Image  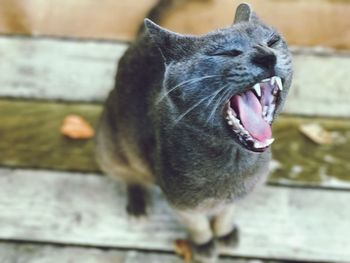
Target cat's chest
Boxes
[172,150,270,204]
[158,127,271,208]
[191,157,270,211]
[206,157,268,192]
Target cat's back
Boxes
[114,32,164,107]
[95,32,163,185]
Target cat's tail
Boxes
[137,0,186,34]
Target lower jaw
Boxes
[223,76,284,152]
[224,103,275,153]
[227,131,270,153]
[239,139,270,153]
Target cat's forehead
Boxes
[230,23,272,39]
[206,22,275,47]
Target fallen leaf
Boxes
[61,115,95,139]
[174,239,193,263]
[299,123,332,145]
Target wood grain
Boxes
[0,0,349,49]
[0,168,349,262]
[0,37,349,117]
[0,243,275,263]
[0,99,349,187]
[0,100,101,172]
[0,37,126,102]
[270,116,350,187]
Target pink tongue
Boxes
[232,91,272,142]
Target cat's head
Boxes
[145,3,293,152]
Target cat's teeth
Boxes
[227,107,236,119]
[259,76,282,91]
[226,106,275,149]
[273,88,279,95]
[232,117,240,125]
[275,76,283,91]
[225,95,277,150]
[262,106,268,117]
[254,138,275,149]
[253,83,261,97]
[226,106,248,135]
[266,104,276,124]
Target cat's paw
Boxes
[126,199,147,217]
[191,239,218,263]
[126,184,147,217]
[217,226,239,248]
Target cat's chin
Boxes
[224,76,283,153]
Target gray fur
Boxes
[95,0,293,218]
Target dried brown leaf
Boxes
[299,123,332,145]
[60,115,95,139]
[174,239,192,263]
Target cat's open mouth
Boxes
[224,76,283,152]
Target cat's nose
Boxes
[251,45,276,72]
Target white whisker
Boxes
[156,75,222,104]
[173,90,222,125]
[205,84,230,107]
[206,87,232,124]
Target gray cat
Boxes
[95,1,293,262]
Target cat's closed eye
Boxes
[267,34,281,47]
[213,49,243,57]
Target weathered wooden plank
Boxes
[0,37,349,117]
[0,0,349,49]
[0,100,101,172]
[0,243,273,263]
[270,116,350,187]
[285,53,350,117]
[0,99,349,188]
[0,243,128,263]
[0,168,349,262]
[0,37,126,102]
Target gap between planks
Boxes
[0,242,280,263]
[0,168,349,262]
[0,36,349,117]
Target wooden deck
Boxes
[0,37,349,117]
[0,2,350,261]
[1,168,350,262]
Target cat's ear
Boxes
[144,19,195,64]
[233,3,260,24]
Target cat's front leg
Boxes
[212,203,239,248]
[126,184,148,217]
[174,209,217,263]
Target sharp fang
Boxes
[270,76,275,85]
[275,76,283,91]
[253,83,261,97]
[254,138,275,149]
[265,138,275,146]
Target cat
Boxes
[95,1,293,262]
